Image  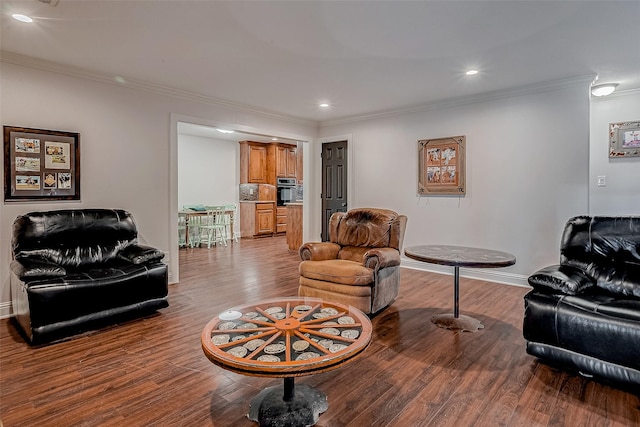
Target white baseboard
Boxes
[0,301,12,319]
[401,258,530,288]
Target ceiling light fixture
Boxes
[216,129,234,134]
[12,14,33,23]
[319,103,330,108]
[591,83,618,97]
[465,69,479,76]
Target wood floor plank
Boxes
[1,235,638,427]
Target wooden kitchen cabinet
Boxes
[296,144,303,184]
[240,141,275,184]
[258,184,276,202]
[240,202,275,238]
[286,203,303,251]
[276,144,297,179]
[276,206,287,234]
[255,202,275,235]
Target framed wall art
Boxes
[4,126,80,201]
[609,120,640,158]
[418,135,465,196]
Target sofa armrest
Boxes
[118,244,165,265]
[528,264,595,295]
[10,259,66,280]
[363,248,401,271]
[299,242,341,261]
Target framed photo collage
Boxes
[4,126,80,202]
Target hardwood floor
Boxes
[1,235,638,426]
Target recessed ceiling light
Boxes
[12,14,33,23]
[465,69,479,76]
[591,83,618,97]
[271,137,278,141]
[216,129,234,134]
[319,103,330,108]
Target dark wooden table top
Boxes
[201,297,372,378]
[404,244,516,268]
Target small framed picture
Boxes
[609,121,640,158]
[418,135,466,196]
[4,126,80,201]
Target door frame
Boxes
[170,113,314,283]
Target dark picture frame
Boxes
[609,120,640,158]
[418,135,466,196]
[4,126,80,201]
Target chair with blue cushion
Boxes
[178,212,188,248]
[224,204,239,242]
[200,206,228,248]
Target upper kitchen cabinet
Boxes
[276,144,297,179]
[296,143,303,184]
[240,141,275,184]
[240,140,302,184]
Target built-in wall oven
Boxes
[276,177,297,206]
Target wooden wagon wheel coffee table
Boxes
[405,245,516,332]
[201,297,372,427]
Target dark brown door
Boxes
[321,140,348,241]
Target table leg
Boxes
[283,377,294,401]
[430,265,484,332]
[247,378,328,427]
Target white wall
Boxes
[177,134,238,209]
[0,58,316,317]
[589,90,640,215]
[318,82,592,284]
[3,54,635,317]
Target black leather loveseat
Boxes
[10,209,169,345]
[523,216,640,390]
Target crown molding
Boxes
[320,74,597,128]
[0,50,316,127]
[5,50,619,128]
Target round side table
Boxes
[405,245,516,331]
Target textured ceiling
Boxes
[2,1,639,123]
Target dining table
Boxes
[179,207,236,247]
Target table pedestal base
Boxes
[431,313,484,332]
[248,379,328,427]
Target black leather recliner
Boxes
[10,209,169,345]
[523,216,640,390]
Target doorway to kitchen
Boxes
[170,114,312,284]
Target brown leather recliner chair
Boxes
[298,208,407,315]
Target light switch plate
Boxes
[597,176,606,187]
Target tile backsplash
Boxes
[239,184,259,201]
